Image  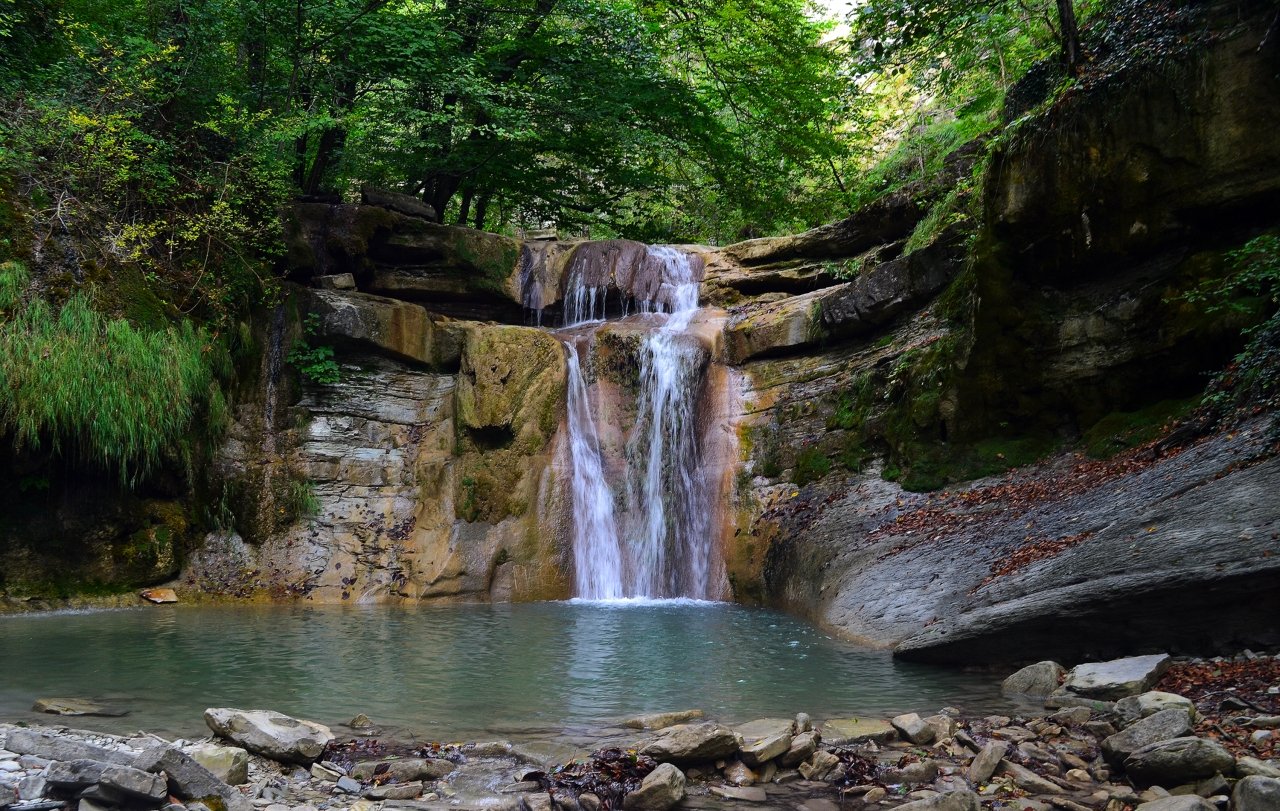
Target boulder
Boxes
[1238,758,1280,779]
[1102,709,1195,766]
[363,782,424,801]
[735,719,794,767]
[779,731,819,768]
[204,708,334,765]
[885,759,940,784]
[133,746,253,811]
[621,710,704,730]
[997,761,1065,794]
[1232,775,1280,811]
[46,760,110,790]
[799,751,840,781]
[185,743,250,786]
[821,718,896,745]
[31,698,125,717]
[1062,655,1171,700]
[1135,797,1217,811]
[1002,662,1065,696]
[1116,693,1199,727]
[351,758,455,781]
[891,713,937,745]
[1124,738,1236,785]
[640,723,740,765]
[622,763,685,811]
[889,790,981,811]
[967,741,1008,785]
[99,764,168,802]
[723,760,757,786]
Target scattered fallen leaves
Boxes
[533,747,657,810]
[1157,658,1280,760]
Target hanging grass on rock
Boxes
[0,294,225,481]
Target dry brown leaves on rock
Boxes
[1157,658,1280,760]
[532,747,657,810]
[831,748,884,789]
[320,738,466,772]
[974,532,1095,591]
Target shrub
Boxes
[0,294,224,481]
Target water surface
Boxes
[0,602,1007,740]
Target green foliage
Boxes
[1082,398,1196,458]
[1190,234,1280,429]
[791,445,831,486]
[0,259,29,310]
[286,477,320,519]
[287,314,341,385]
[0,294,224,481]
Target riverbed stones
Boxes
[779,731,819,768]
[891,713,937,745]
[1102,709,1194,765]
[640,723,739,765]
[186,742,250,785]
[204,708,334,764]
[1003,662,1066,697]
[6,730,135,767]
[1124,738,1236,785]
[891,789,980,811]
[46,759,110,790]
[622,763,684,811]
[1117,693,1199,727]
[967,741,1008,785]
[133,745,253,811]
[710,785,768,802]
[799,751,840,781]
[1061,655,1171,700]
[1232,775,1280,811]
[364,781,424,801]
[735,719,794,767]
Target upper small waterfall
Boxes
[552,243,727,600]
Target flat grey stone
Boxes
[1102,709,1194,766]
[1063,655,1172,700]
[709,785,767,802]
[1124,738,1236,786]
[100,764,168,801]
[967,742,1007,785]
[622,763,684,811]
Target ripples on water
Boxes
[0,602,1007,739]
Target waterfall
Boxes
[564,339,625,600]
[556,245,724,601]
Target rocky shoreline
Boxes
[3,653,1279,811]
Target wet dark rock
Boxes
[891,789,981,811]
[621,763,684,811]
[1124,738,1237,785]
[1102,709,1194,766]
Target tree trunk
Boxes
[1056,0,1082,75]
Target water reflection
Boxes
[0,603,1008,740]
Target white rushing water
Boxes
[558,245,720,600]
[564,340,625,600]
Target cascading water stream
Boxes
[564,340,625,600]
[554,245,723,601]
